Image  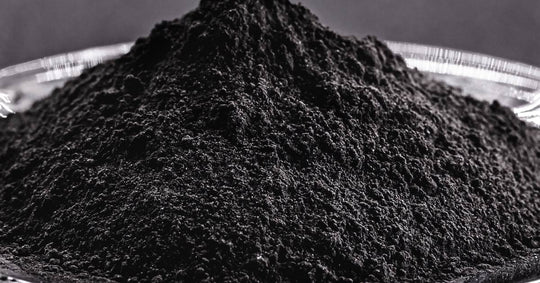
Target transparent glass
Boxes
[386,41,540,127]
[0,41,539,127]
[0,42,539,283]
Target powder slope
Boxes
[1,0,540,282]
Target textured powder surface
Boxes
[1,0,540,282]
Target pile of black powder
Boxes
[0,0,539,282]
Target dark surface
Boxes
[1,0,540,282]
[1,0,540,68]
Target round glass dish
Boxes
[0,42,539,283]
[0,41,539,127]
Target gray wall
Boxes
[1,0,539,68]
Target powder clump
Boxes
[1,0,539,282]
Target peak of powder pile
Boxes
[0,0,539,282]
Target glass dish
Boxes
[0,42,539,283]
[386,41,540,126]
[0,43,131,116]
[0,41,539,126]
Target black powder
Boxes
[1,0,540,282]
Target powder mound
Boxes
[1,0,540,282]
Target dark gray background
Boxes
[1,0,539,68]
